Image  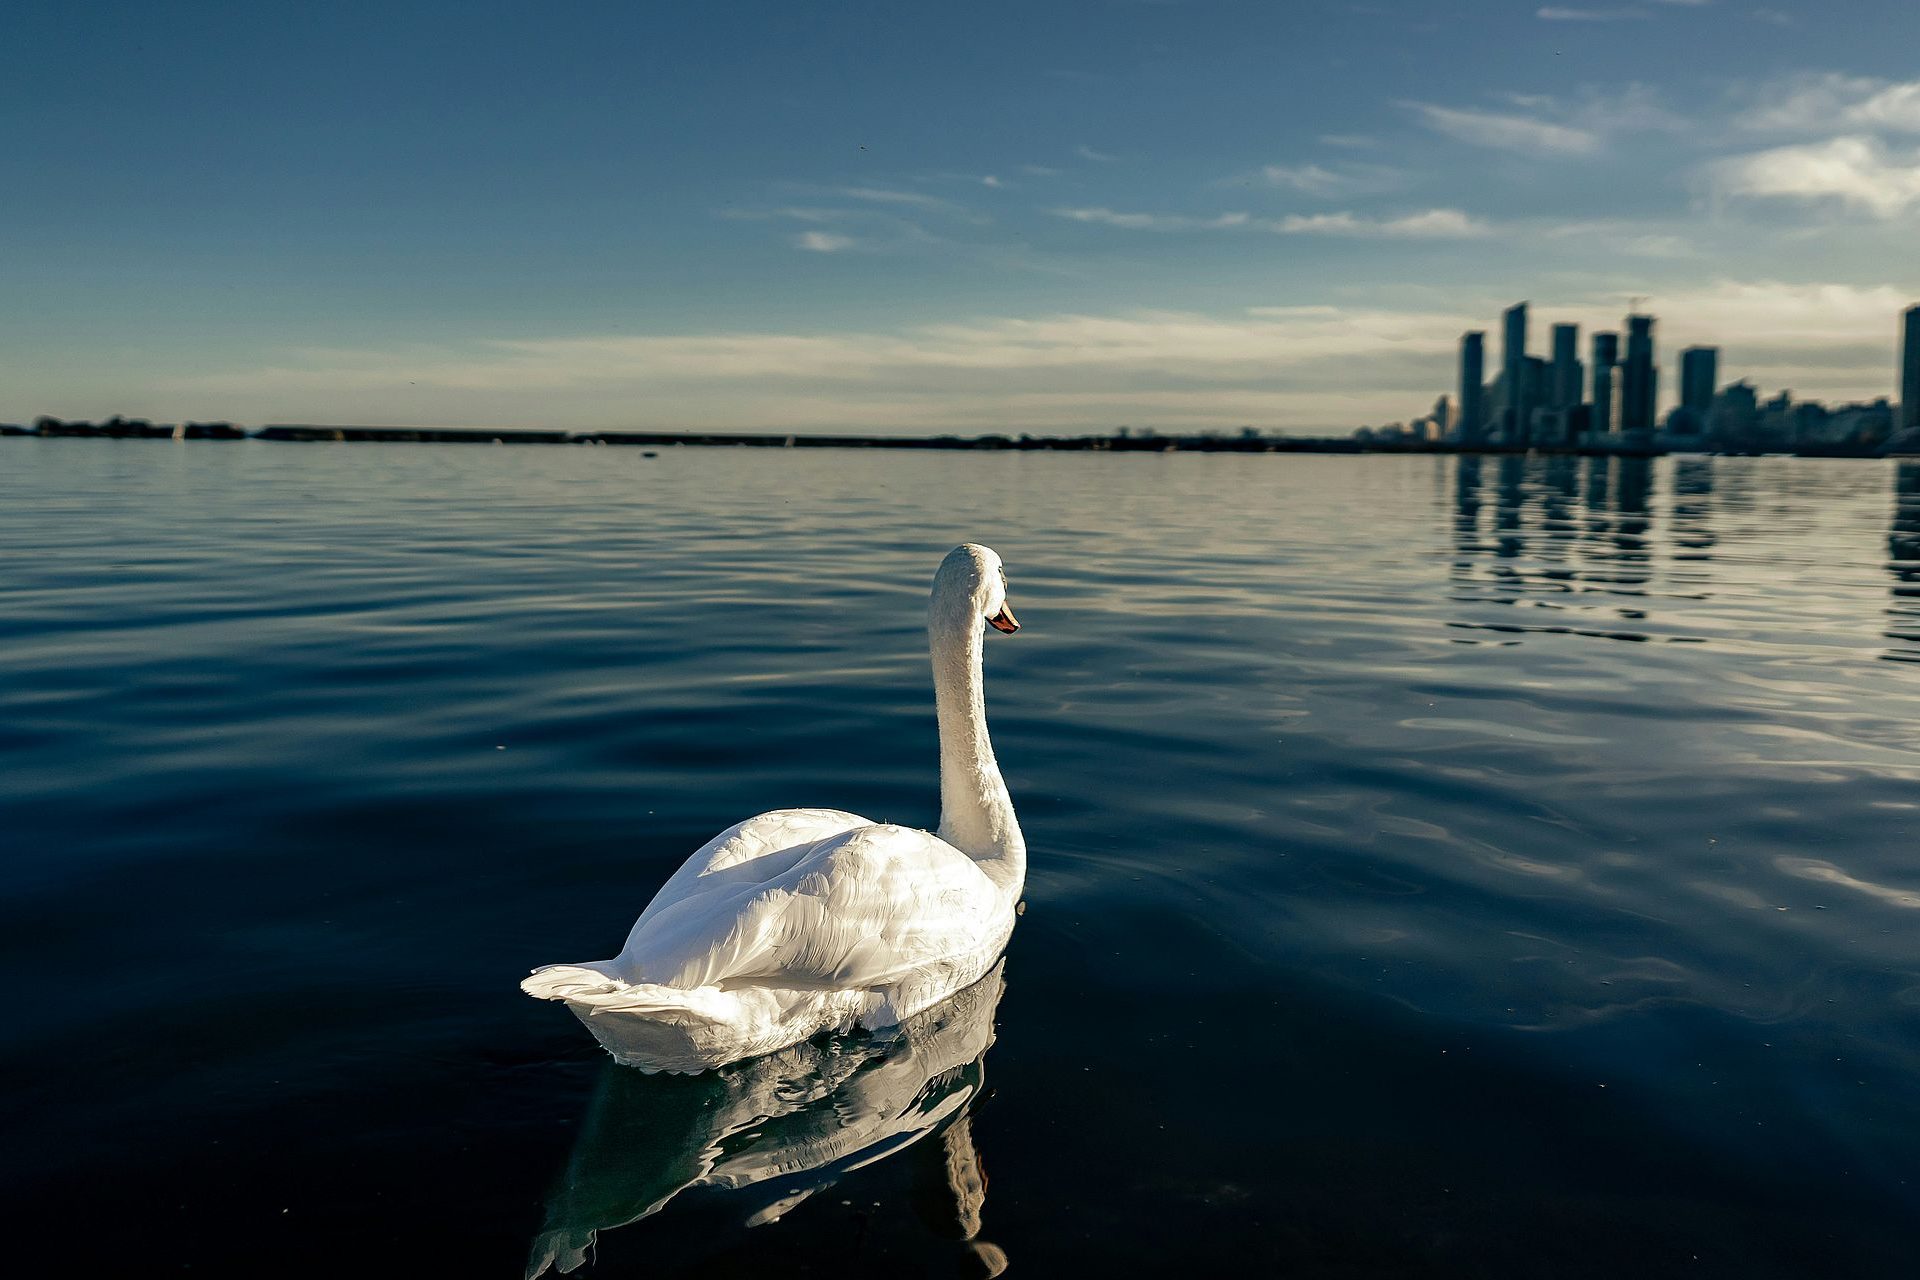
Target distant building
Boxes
[1502,302,1529,443]
[1759,391,1797,444]
[1621,314,1657,436]
[1708,380,1759,445]
[1662,405,1705,441]
[1550,323,1581,410]
[1902,305,1920,432]
[1487,356,1550,444]
[1458,331,1486,443]
[1819,399,1895,447]
[1756,392,1832,446]
[1534,405,1579,448]
[1590,331,1619,438]
[1680,346,1719,417]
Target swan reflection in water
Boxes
[528,961,1009,1278]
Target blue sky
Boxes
[5,0,1919,433]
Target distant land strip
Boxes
[5,417,1912,458]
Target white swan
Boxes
[522,543,1025,1073]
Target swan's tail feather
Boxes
[519,964,625,1003]
[521,964,880,1074]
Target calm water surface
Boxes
[3,441,1918,1276]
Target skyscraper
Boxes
[1902,304,1920,432]
[1458,331,1485,443]
[1591,332,1619,437]
[1502,302,1529,443]
[1681,346,1719,416]
[1551,323,1581,409]
[1621,314,1657,435]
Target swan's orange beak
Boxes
[987,604,1020,634]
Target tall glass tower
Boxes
[1621,315,1657,435]
[1502,302,1529,443]
[1902,305,1920,433]
[1591,332,1619,437]
[1458,331,1486,443]
[1681,347,1719,416]
[1551,323,1581,409]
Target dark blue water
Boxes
[4,440,1918,1276]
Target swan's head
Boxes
[934,543,1020,634]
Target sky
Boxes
[4,0,1920,434]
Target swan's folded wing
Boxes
[627,824,1005,991]
[637,808,872,929]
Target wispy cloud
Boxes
[1076,144,1117,163]
[1268,208,1490,238]
[1318,134,1379,149]
[1537,7,1650,21]
[724,198,990,261]
[724,180,1007,256]
[1401,101,1601,154]
[795,231,857,253]
[1052,204,1489,238]
[833,186,965,212]
[1715,135,1920,217]
[1737,72,1920,135]
[1051,207,1251,231]
[917,171,1012,190]
[1540,0,1707,14]
[1240,161,1405,197]
[1540,220,1696,257]
[1403,84,1681,154]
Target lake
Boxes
[3,440,1917,1276]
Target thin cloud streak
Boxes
[1051,207,1253,231]
[1268,208,1489,237]
[1239,161,1406,196]
[1401,101,1602,154]
[1051,206,1488,237]
[1537,7,1651,21]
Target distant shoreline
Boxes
[3,418,1909,459]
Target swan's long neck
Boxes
[930,592,1025,898]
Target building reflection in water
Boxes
[1583,453,1611,529]
[526,963,1008,1278]
[1664,457,1718,600]
[1447,454,1682,643]
[1495,454,1527,560]
[1888,462,1920,662]
[1450,456,1486,599]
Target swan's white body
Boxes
[523,544,1025,1073]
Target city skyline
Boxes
[5,1,1920,433]
[1383,298,1916,448]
